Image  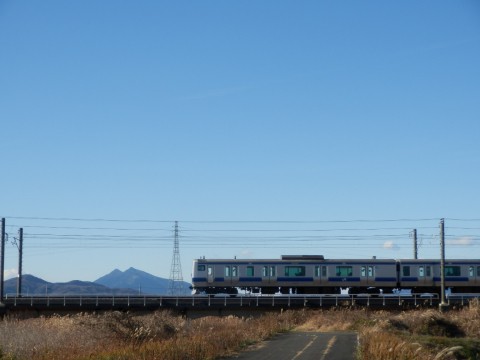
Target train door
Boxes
[314,265,328,292]
[314,265,327,282]
[418,264,433,288]
[207,265,214,284]
[360,265,375,286]
[224,265,239,286]
[261,265,277,294]
[314,266,320,285]
[262,265,277,284]
[477,266,480,288]
[468,266,478,289]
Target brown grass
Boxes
[1,301,480,359]
[0,310,307,360]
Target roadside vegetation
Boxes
[300,299,480,359]
[0,300,479,359]
[0,310,307,360]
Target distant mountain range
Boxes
[3,268,191,296]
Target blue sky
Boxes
[1,1,479,284]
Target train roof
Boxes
[194,257,397,262]
[397,259,480,262]
[194,257,479,262]
[281,255,324,260]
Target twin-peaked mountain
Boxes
[95,267,191,295]
[3,267,191,296]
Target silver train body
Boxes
[191,255,480,295]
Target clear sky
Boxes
[1,1,479,284]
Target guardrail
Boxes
[447,294,480,306]
[2,293,466,311]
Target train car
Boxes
[192,255,397,295]
[191,256,480,295]
[192,257,286,295]
[324,258,398,294]
[398,259,480,293]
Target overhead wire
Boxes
[3,216,480,252]
[6,216,444,223]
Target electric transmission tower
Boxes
[168,221,185,295]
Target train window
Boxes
[232,266,238,277]
[262,266,268,277]
[368,266,374,277]
[270,266,276,277]
[403,266,410,277]
[361,266,366,277]
[478,266,480,277]
[207,266,213,276]
[469,266,474,277]
[285,266,306,277]
[445,266,461,276]
[246,266,254,276]
[426,266,431,277]
[225,266,231,277]
[419,266,425,277]
[197,265,206,271]
[322,266,327,277]
[315,266,320,277]
[336,266,352,277]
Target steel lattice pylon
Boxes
[168,221,185,295]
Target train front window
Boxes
[197,265,206,271]
[336,266,352,277]
[284,266,306,277]
[445,266,461,276]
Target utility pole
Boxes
[439,218,448,311]
[0,218,5,303]
[412,229,418,259]
[17,228,23,297]
[168,221,184,295]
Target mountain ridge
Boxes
[3,268,191,296]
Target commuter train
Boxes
[191,255,480,295]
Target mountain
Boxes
[2,268,191,296]
[95,267,191,295]
[4,275,138,296]
[4,275,48,296]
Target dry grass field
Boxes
[1,300,480,359]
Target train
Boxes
[191,255,480,295]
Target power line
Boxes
[10,225,172,231]
[6,216,445,223]
[6,216,174,223]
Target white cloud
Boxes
[447,237,473,246]
[383,241,400,251]
[4,268,18,280]
[238,249,254,258]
